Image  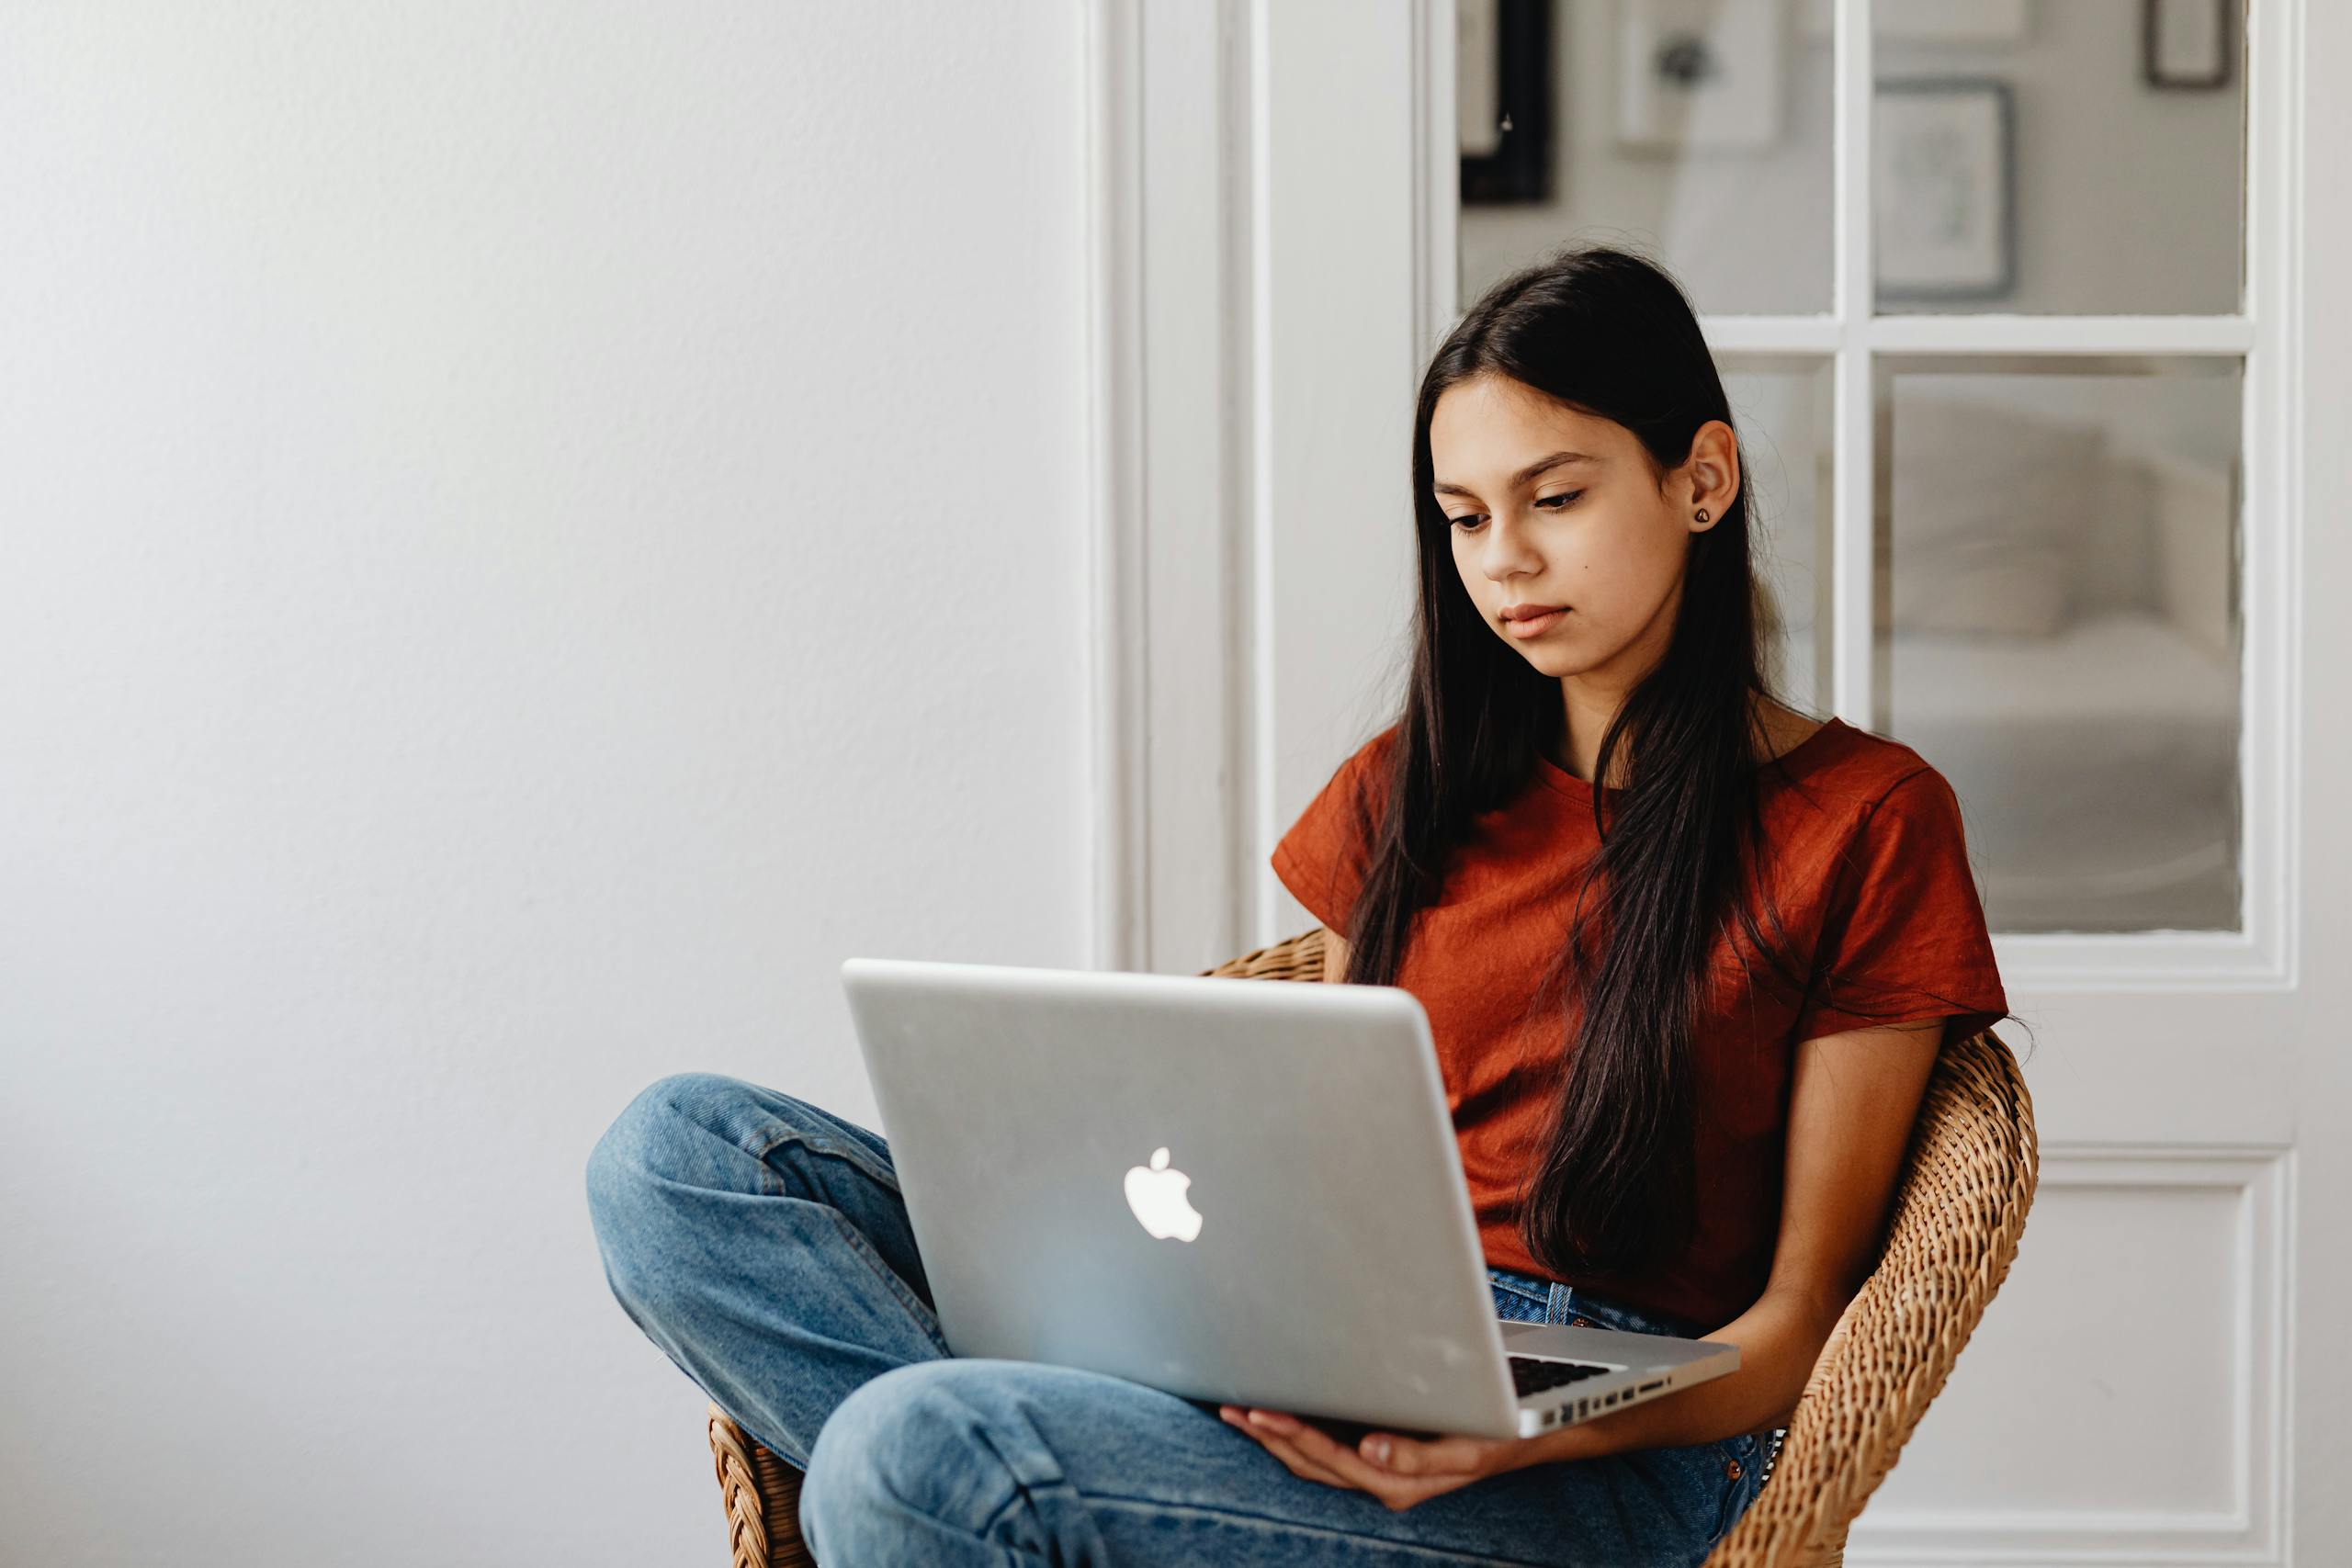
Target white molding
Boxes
[1221,0,1266,964]
[1990,931,2289,993]
[1410,0,1457,358]
[1246,0,1279,945]
[1084,0,1270,975]
[2248,5,2307,1551]
[1829,0,1876,757]
[1243,0,1428,949]
[1081,0,1149,972]
[1849,1144,2290,1567]
[2238,0,2305,1003]
[1699,314,2260,356]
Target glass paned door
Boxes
[1453,0,2252,937]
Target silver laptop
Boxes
[838,955,1737,1440]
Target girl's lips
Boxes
[1503,608,1566,639]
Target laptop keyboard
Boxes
[1508,1355,1613,1396]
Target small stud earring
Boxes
[1695,508,1710,524]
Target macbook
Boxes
[839,955,1736,1440]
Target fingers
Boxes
[1371,1432,1496,1477]
[1264,1413,1402,1489]
[1224,1407,1419,1496]
[1219,1407,1355,1488]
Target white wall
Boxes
[0,5,1088,1562]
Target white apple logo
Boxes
[1123,1146,1204,1241]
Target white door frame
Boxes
[1080,0,1456,976]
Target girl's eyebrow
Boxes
[1432,450,1598,498]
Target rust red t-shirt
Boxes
[1269,716,2007,1330]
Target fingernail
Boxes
[1369,1438,1392,1463]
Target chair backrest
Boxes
[1704,1023,2037,1567]
[1196,925,1330,984]
[1203,926,2041,1568]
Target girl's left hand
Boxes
[1216,1404,1544,1511]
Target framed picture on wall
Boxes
[1459,0,1552,204]
[1614,0,1781,153]
[1873,78,2017,302]
[2143,0,2232,89]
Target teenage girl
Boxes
[586,243,2016,1567]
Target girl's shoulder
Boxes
[1768,716,1962,826]
[1338,713,1959,823]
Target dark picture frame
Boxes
[1459,0,1552,205]
[1874,77,2018,304]
[2143,0,2233,91]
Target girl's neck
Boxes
[1551,697,1820,784]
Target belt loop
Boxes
[1555,1284,1597,1330]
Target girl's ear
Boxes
[1684,419,1741,518]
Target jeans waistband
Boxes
[1484,1264,1712,1340]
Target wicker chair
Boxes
[705,926,2038,1568]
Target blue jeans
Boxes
[585,1071,1771,1566]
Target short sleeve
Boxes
[1792,765,2009,1046]
[1269,725,1398,939]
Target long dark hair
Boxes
[1337,243,2018,1285]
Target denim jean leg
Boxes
[582,1070,951,1468]
[800,1359,1117,1567]
[800,1353,1734,1568]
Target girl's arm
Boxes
[1515,1013,1949,1465]
[1321,928,1351,982]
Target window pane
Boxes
[1872,1,2245,314]
[1876,356,2243,932]
[1457,0,1832,314]
[1720,356,1836,712]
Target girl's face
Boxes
[1429,372,1737,692]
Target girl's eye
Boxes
[1447,491,1582,532]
